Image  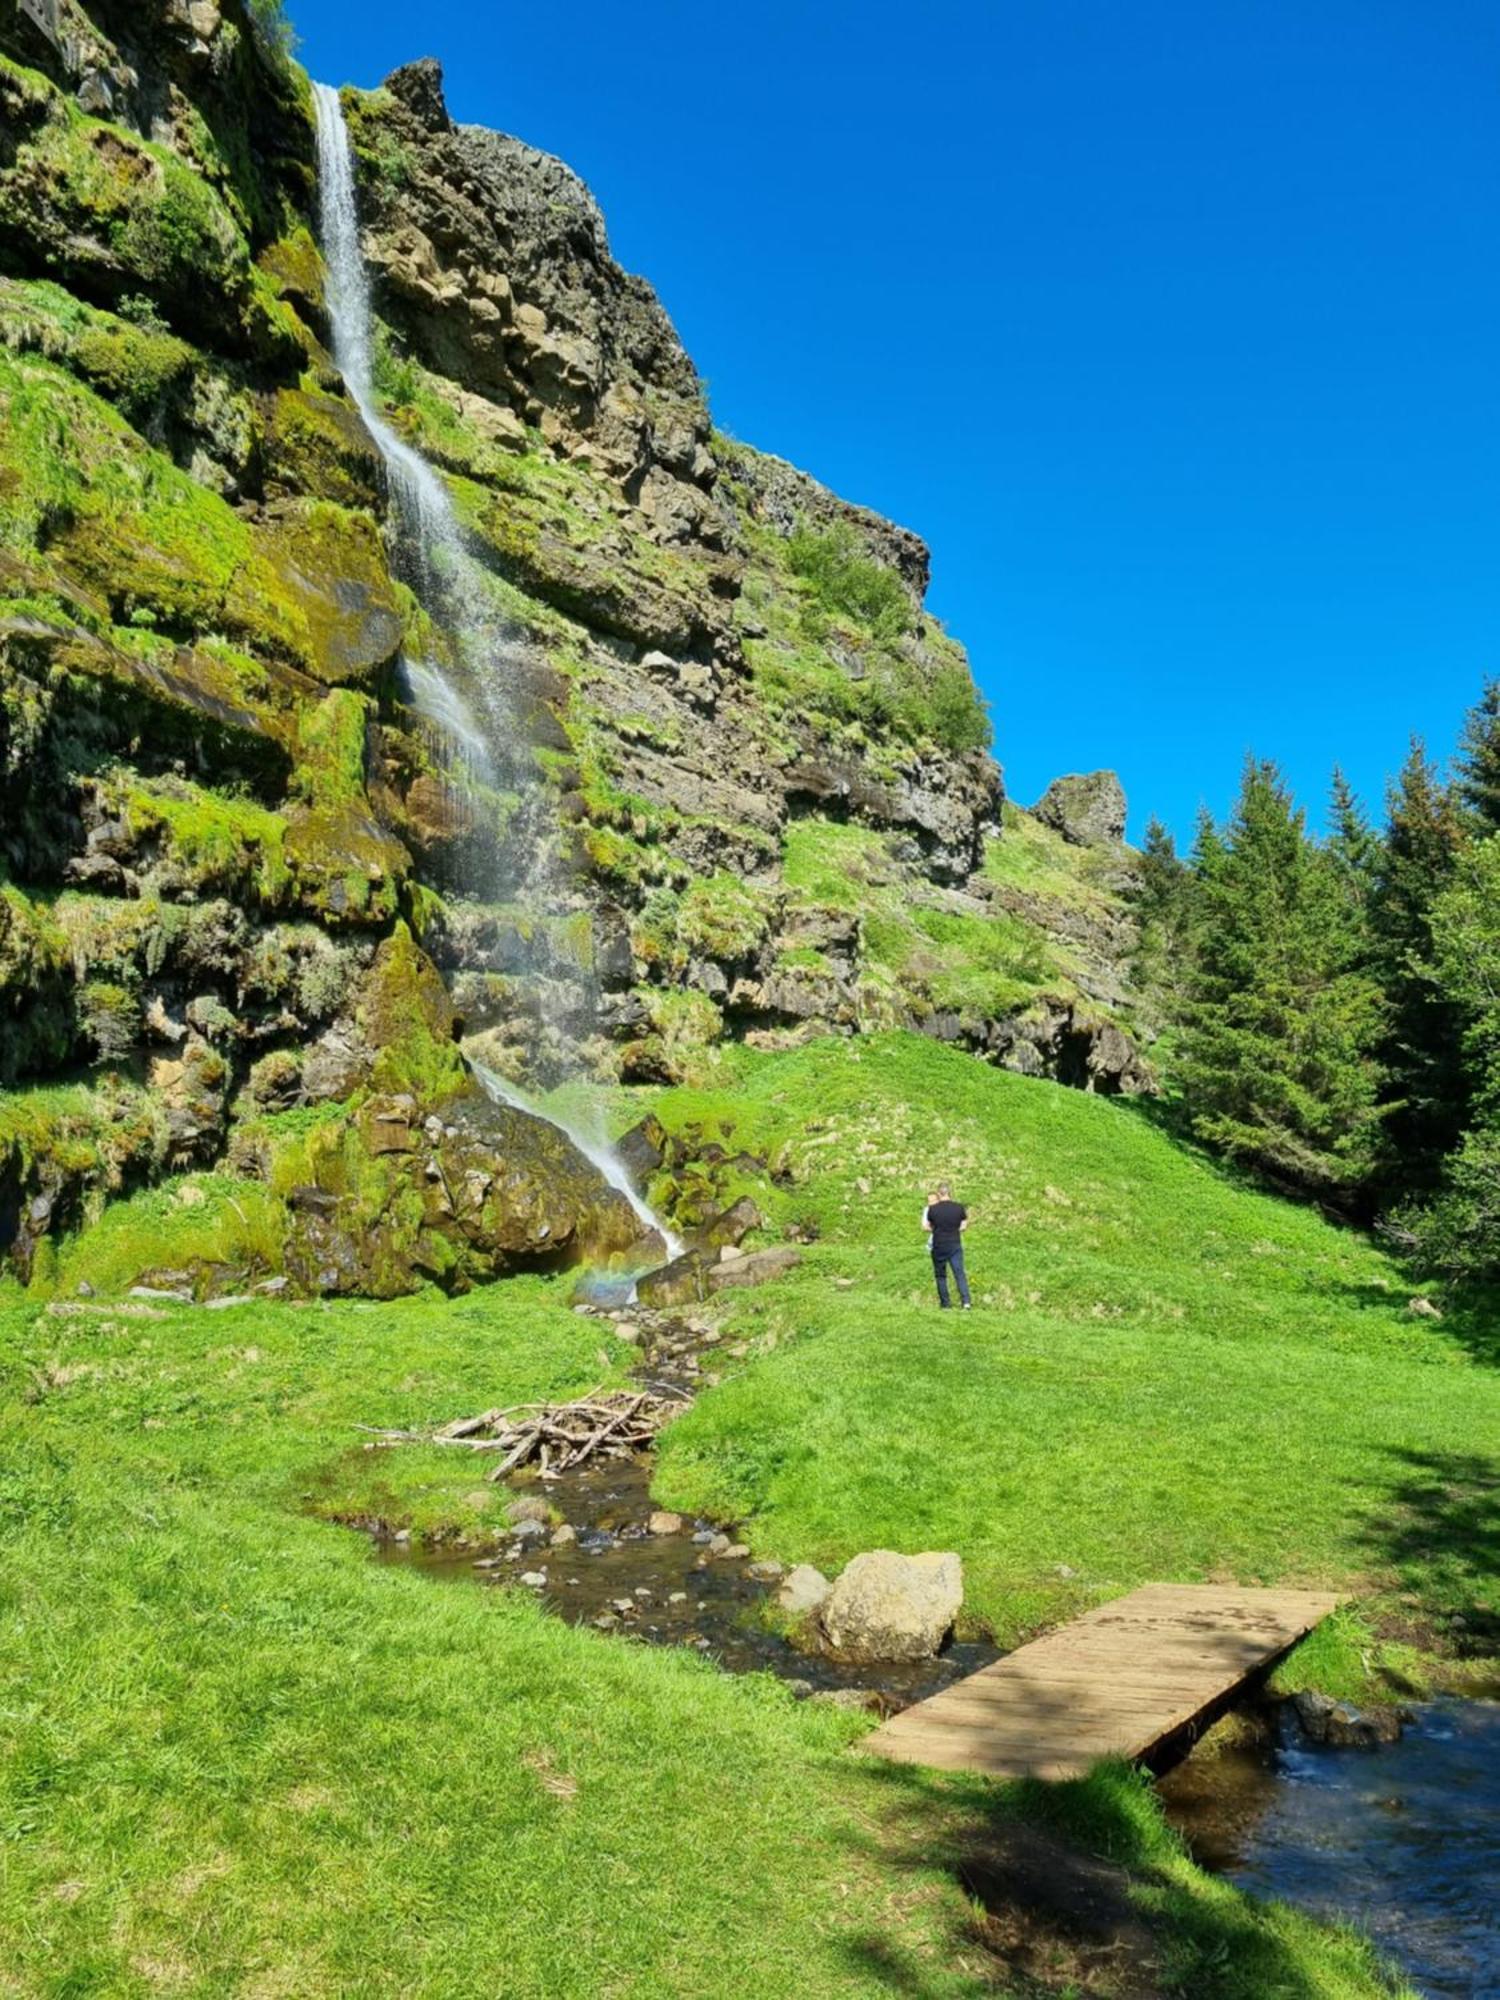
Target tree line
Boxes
[1133,681,1500,1281]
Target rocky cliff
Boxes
[0,0,1150,1296]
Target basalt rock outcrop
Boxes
[0,0,1152,1293]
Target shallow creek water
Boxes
[368,1302,998,1709]
[1160,1698,1500,1998]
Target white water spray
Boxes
[312,82,681,1264]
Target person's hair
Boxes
[935,1181,951,1197]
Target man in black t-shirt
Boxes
[923,1182,972,1309]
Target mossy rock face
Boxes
[0,878,74,1079]
[257,227,328,342]
[261,386,384,509]
[0,1075,167,1283]
[280,1087,651,1298]
[355,923,465,1100]
[0,346,304,659]
[0,54,302,366]
[254,502,404,685]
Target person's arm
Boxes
[959,1206,970,1232]
[921,1202,933,1234]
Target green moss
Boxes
[49,1172,286,1299]
[677,874,771,961]
[261,385,381,508]
[0,57,298,362]
[0,276,195,427]
[0,1075,167,1280]
[105,770,291,908]
[359,924,466,1103]
[254,500,403,685]
[0,347,303,659]
[76,979,140,1062]
[0,879,73,1081]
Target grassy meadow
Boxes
[5,1030,1489,1995]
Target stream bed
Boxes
[368,1300,997,1709]
[1160,1698,1500,1998]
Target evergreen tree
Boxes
[1409,834,1500,1278]
[1172,759,1385,1194]
[1370,738,1470,1196]
[1326,766,1380,919]
[1456,678,1500,832]
[1130,815,1196,1022]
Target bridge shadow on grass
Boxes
[834,1756,1406,1999]
[1357,1446,1500,1654]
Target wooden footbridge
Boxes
[861,1584,1341,1782]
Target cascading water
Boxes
[311,82,681,1264]
[472,1064,683,1261]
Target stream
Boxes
[368,1299,996,1708]
[363,1300,1499,1985]
[1160,1698,1500,1998]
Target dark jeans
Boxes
[932,1243,971,1308]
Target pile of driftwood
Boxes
[359,1387,682,1480]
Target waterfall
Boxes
[471,1064,683,1262]
[311,82,681,1266]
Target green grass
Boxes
[3,1032,1467,1994]
[779,817,1100,1022]
[644,1035,1498,1656]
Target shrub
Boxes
[785,521,909,643]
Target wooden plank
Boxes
[859,1583,1340,1782]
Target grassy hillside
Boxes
[643,1036,1496,1661]
[5,1030,1486,1995]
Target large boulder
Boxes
[818,1551,963,1663]
[1032,771,1128,848]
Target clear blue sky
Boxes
[289,0,1500,844]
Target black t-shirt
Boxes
[926,1200,967,1252]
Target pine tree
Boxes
[1409,833,1500,1277]
[1129,815,1196,1023]
[1456,678,1500,832]
[1327,766,1380,918]
[1171,759,1385,1194]
[1370,739,1470,1196]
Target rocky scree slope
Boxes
[0,1,1149,1297]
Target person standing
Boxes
[923,1182,972,1309]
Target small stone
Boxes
[512,1519,549,1549]
[392,1529,411,1545]
[1054,1563,1077,1579]
[76,1281,95,1299]
[719,1544,751,1561]
[706,1533,732,1557]
[747,1559,786,1582]
[505,1497,550,1526]
[611,1597,634,1615]
[634,1587,652,1599]
[648,1510,684,1536]
[549,1523,577,1548]
[1406,1296,1443,1321]
[810,1688,884,1714]
[668,1591,688,1604]
[519,1571,547,1589]
[833,1278,854,1291]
